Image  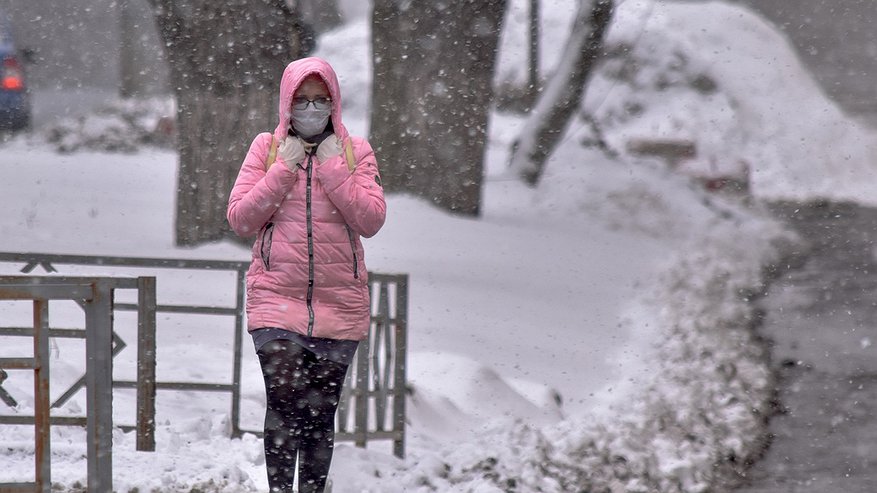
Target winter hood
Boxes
[273,57,349,144]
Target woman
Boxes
[227,57,386,493]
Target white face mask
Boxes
[291,105,331,138]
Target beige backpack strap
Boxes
[265,135,278,170]
[344,137,356,173]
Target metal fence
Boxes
[337,273,408,458]
[0,251,408,460]
[0,276,125,493]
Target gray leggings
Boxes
[257,339,348,493]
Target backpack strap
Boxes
[344,137,356,173]
[265,135,278,170]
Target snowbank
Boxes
[585,0,877,205]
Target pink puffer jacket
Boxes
[227,57,386,341]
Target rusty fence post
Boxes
[136,276,157,451]
[34,299,51,493]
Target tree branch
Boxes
[508,0,614,186]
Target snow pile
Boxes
[594,214,794,491]
[40,96,175,153]
[583,0,877,205]
[325,141,796,491]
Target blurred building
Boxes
[0,0,168,95]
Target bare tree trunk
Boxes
[297,0,342,34]
[527,0,540,101]
[508,0,613,186]
[118,0,138,98]
[120,0,169,97]
[148,0,306,246]
[173,89,278,244]
[370,0,508,216]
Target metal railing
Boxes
[0,277,128,493]
[336,273,408,458]
[0,251,251,440]
[0,251,408,458]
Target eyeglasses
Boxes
[292,97,332,111]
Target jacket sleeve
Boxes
[227,133,300,238]
[314,137,386,238]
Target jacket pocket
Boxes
[259,222,275,271]
[346,225,360,279]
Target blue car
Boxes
[0,11,30,131]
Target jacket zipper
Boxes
[260,222,275,271]
[346,226,360,279]
[305,154,315,336]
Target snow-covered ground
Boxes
[0,0,875,491]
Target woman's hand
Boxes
[316,134,344,162]
[278,136,306,170]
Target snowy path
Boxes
[737,202,877,492]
